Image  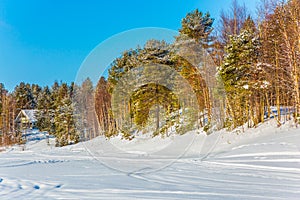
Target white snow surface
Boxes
[1,120,300,199]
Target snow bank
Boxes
[0,121,299,199]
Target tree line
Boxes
[96,0,300,138]
[217,0,300,129]
[1,0,299,146]
[0,79,96,147]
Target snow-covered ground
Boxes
[1,120,300,199]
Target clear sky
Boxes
[0,0,259,91]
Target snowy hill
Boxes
[0,121,300,199]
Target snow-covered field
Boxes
[1,121,300,199]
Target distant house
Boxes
[15,109,38,129]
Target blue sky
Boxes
[0,0,259,91]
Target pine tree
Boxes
[51,83,79,146]
[36,86,53,133]
[54,97,79,147]
[31,84,42,109]
[219,17,263,128]
[176,9,216,129]
[179,9,214,48]
[14,82,35,109]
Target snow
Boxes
[260,80,270,89]
[0,121,300,199]
[243,84,249,90]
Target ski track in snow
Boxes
[0,176,63,199]
[0,124,300,199]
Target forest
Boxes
[1,0,300,147]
